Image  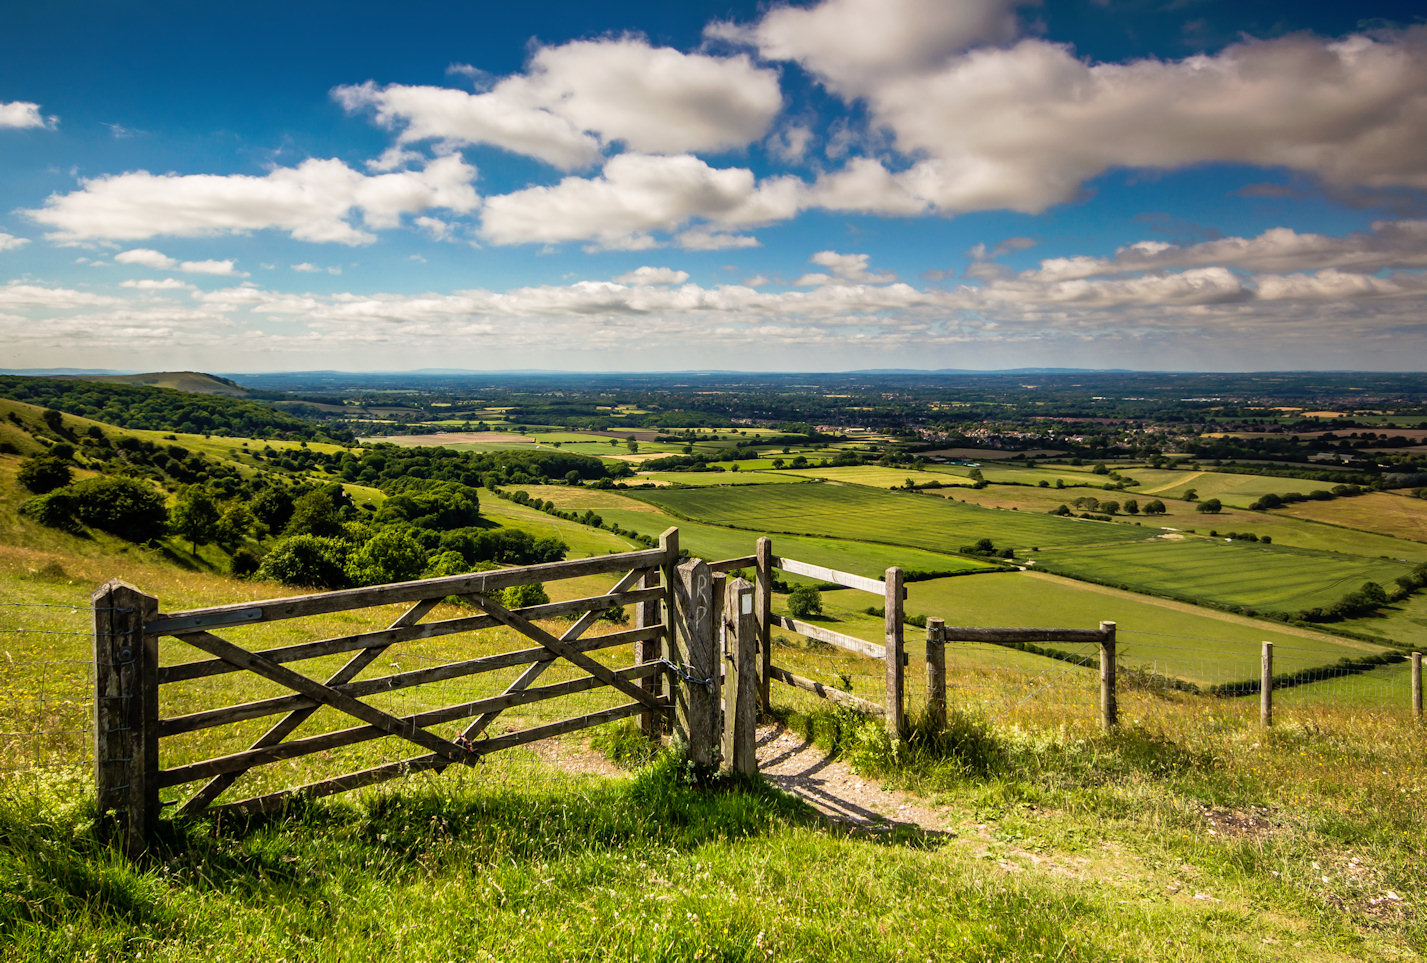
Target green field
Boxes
[597,508,996,579]
[634,482,1155,553]
[773,571,1388,689]
[1122,468,1323,506]
[782,465,974,488]
[1037,537,1410,614]
[496,485,995,578]
[634,470,802,486]
[634,482,1416,616]
[942,485,1427,561]
[1333,591,1427,650]
[1280,491,1427,543]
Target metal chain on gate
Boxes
[657,658,715,690]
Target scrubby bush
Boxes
[347,527,428,586]
[68,476,168,542]
[255,535,351,589]
[17,456,72,494]
[502,582,550,609]
[19,490,82,533]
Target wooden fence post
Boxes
[1261,641,1274,727]
[635,566,663,741]
[755,536,773,714]
[884,567,905,738]
[1412,652,1421,721]
[659,527,680,735]
[93,579,159,857]
[673,558,718,768]
[926,617,946,731]
[723,577,759,775]
[1099,621,1117,731]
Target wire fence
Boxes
[0,600,97,775]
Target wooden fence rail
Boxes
[94,532,691,855]
[97,524,1126,857]
[721,538,1119,740]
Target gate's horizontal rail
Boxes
[148,550,666,635]
[159,662,663,788]
[769,665,885,715]
[210,701,647,818]
[771,614,886,660]
[156,586,665,684]
[772,556,885,595]
[709,555,756,573]
[158,625,662,736]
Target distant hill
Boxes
[0,374,342,442]
[74,371,253,398]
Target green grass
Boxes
[499,485,997,578]
[1331,591,1427,650]
[1123,468,1323,507]
[4,507,1427,961]
[633,482,1155,553]
[1280,492,1427,544]
[479,497,639,558]
[1037,537,1412,615]
[769,571,1390,691]
[634,470,801,486]
[782,465,974,488]
[5,705,1425,961]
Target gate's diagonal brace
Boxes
[458,568,648,743]
[179,598,441,815]
[465,592,660,711]
[175,625,474,765]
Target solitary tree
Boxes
[214,502,255,553]
[788,585,822,619]
[170,486,221,555]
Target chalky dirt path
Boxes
[753,722,958,835]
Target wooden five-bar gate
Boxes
[92,527,1116,855]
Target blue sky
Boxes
[2,0,1425,372]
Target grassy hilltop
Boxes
[1,374,1425,960]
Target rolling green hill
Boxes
[0,374,337,441]
[79,371,253,397]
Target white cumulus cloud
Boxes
[713,0,1023,95]
[1024,220,1427,281]
[731,0,1427,212]
[795,250,897,285]
[0,233,30,252]
[337,36,782,168]
[479,153,800,249]
[0,101,56,129]
[30,155,479,245]
[615,266,690,286]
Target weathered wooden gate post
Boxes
[722,577,759,775]
[884,567,905,737]
[93,579,159,857]
[657,527,680,736]
[755,536,773,714]
[926,617,946,731]
[673,557,719,767]
[1099,621,1117,730]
